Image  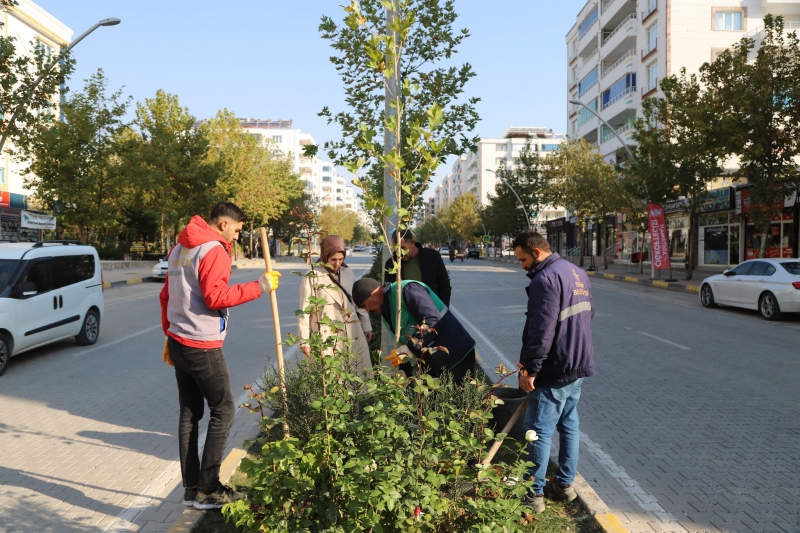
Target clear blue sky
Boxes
[34,0,587,198]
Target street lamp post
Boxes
[485,168,531,230]
[429,214,451,247]
[0,18,122,155]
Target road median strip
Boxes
[585,270,700,294]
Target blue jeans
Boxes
[524,378,584,496]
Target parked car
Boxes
[0,241,104,376]
[700,258,800,320]
[152,257,168,280]
[439,247,449,256]
[370,246,378,254]
[466,247,481,259]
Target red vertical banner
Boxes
[0,191,9,208]
[647,203,671,271]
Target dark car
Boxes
[467,247,481,259]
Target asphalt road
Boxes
[0,256,372,533]
[446,258,800,533]
[1,253,797,533]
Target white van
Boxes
[0,240,104,376]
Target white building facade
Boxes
[237,118,358,212]
[1,0,72,241]
[567,0,800,267]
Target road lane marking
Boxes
[637,331,691,350]
[449,304,686,531]
[580,432,688,532]
[448,305,516,370]
[107,345,300,531]
[104,294,161,307]
[71,325,162,357]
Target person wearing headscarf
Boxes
[297,235,373,375]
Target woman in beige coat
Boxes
[298,235,373,376]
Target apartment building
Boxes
[567,0,800,267]
[0,0,72,241]
[235,118,359,212]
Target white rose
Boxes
[525,430,539,442]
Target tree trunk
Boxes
[602,217,609,270]
[686,208,696,281]
[638,226,645,274]
[759,220,770,259]
[578,222,585,267]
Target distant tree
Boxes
[628,69,725,279]
[545,138,619,267]
[317,205,359,242]
[445,192,481,242]
[486,139,550,238]
[702,14,800,259]
[128,90,218,251]
[318,0,480,216]
[0,0,75,155]
[15,70,130,244]
[351,223,370,244]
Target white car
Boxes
[345,246,352,255]
[700,258,800,320]
[152,257,168,279]
[0,241,104,376]
[439,247,449,255]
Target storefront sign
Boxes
[647,203,671,271]
[0,191,9,208]
[738,188,796,215]
[664,198,689,213]
[546,218,565,229]
[20,210,56,230]
[698,187,733,213]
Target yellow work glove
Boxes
[258,270,281,293]
[162,339,173,367]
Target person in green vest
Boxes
[352,277,475,383]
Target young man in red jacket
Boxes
[159,202,280,510]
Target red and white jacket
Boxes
[159,216,262,349]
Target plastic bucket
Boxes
[490,387,528,440]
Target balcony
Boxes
[641,0,657,23]
[578,78,598,97]
[602,49,636,80]
[602,86,637,123]
[602,13,637,59]
[642,77,659,96]
[642,38,657,60]
[600,122,634,144]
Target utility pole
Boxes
[381,4,399,358]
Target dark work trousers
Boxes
[167,337,235,493]
[400,349,476,384]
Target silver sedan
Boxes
[700,258,800,320]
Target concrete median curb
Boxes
[165,447,248,533]
[102,277,159,290]
[584,270,700,295]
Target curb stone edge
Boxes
[165,447,248,533]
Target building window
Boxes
[578,67,599,96]
[645,23,657,55]
[495,158,505,166]
[646,62,658,92]
[272,135,282,143]
[36,40,52,61]
[602,73,637,109]
[496,144,507,151]
[643,0,657,18]
[322,165,332,172]
[715,11,742,31]
[578,6,599,39]
[336,188,342,193]
[541,145,559,152]
[323,176,332,182]
[0,167,4,185]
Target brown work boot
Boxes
[544,478,577,502]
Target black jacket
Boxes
[383,243,451,306]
